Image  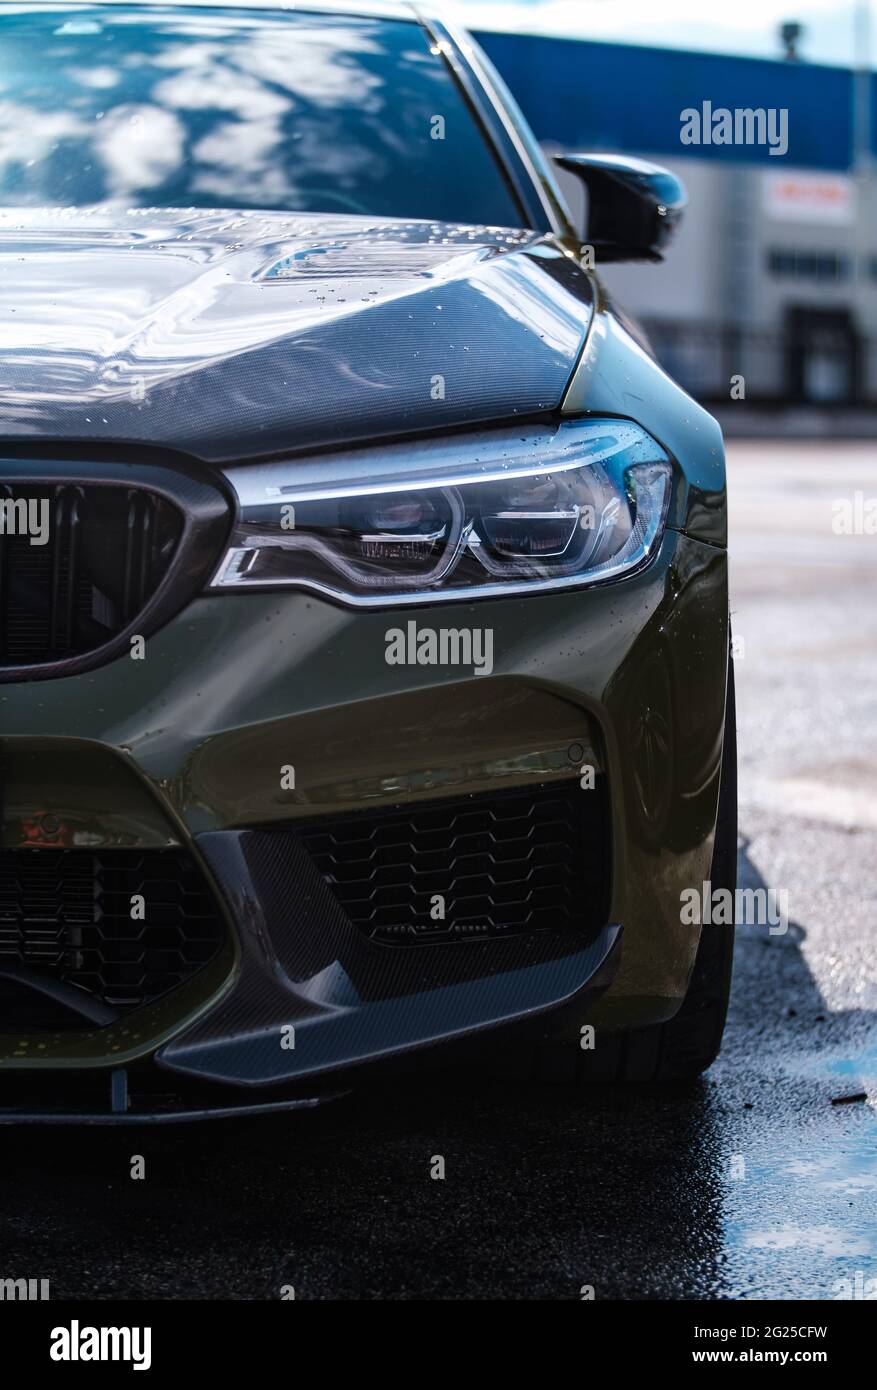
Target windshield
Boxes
[0,5,525,226]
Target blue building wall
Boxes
[473,31,867,171]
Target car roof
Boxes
[2,0,431,20]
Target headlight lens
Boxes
[212,418,672,605]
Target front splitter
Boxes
[156,826,622,1090]
[0,1091,347,1125]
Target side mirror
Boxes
[553,153,687,263]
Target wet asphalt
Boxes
[0,440,875,1300]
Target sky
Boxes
[442,0,877,69]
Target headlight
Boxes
[211,418,672,606]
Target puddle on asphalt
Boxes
[719,1128,877,1295]
[737,1225,876,1257]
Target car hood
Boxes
[0,208,592,463]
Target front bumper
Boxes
[0,524,728,1116]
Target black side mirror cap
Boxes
[554,153,687,263]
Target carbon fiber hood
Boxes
[0,208,592,463]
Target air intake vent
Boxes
[297,780,610,947]
[0,483,182,667]
[0,849,225,1024]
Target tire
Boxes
[498,654,737,1086]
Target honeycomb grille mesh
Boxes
[298,781,610,946]
[0,849,225,1017]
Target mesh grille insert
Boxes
[298,780,610,946]
[0,849,225,1022]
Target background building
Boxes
[476,30,877,407]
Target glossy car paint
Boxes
[0,2,729,1110]
[0,211,588,459]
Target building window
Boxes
[767,248,849,282]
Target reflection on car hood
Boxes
[0,207,592,462]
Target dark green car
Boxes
[0,1,734,1121]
